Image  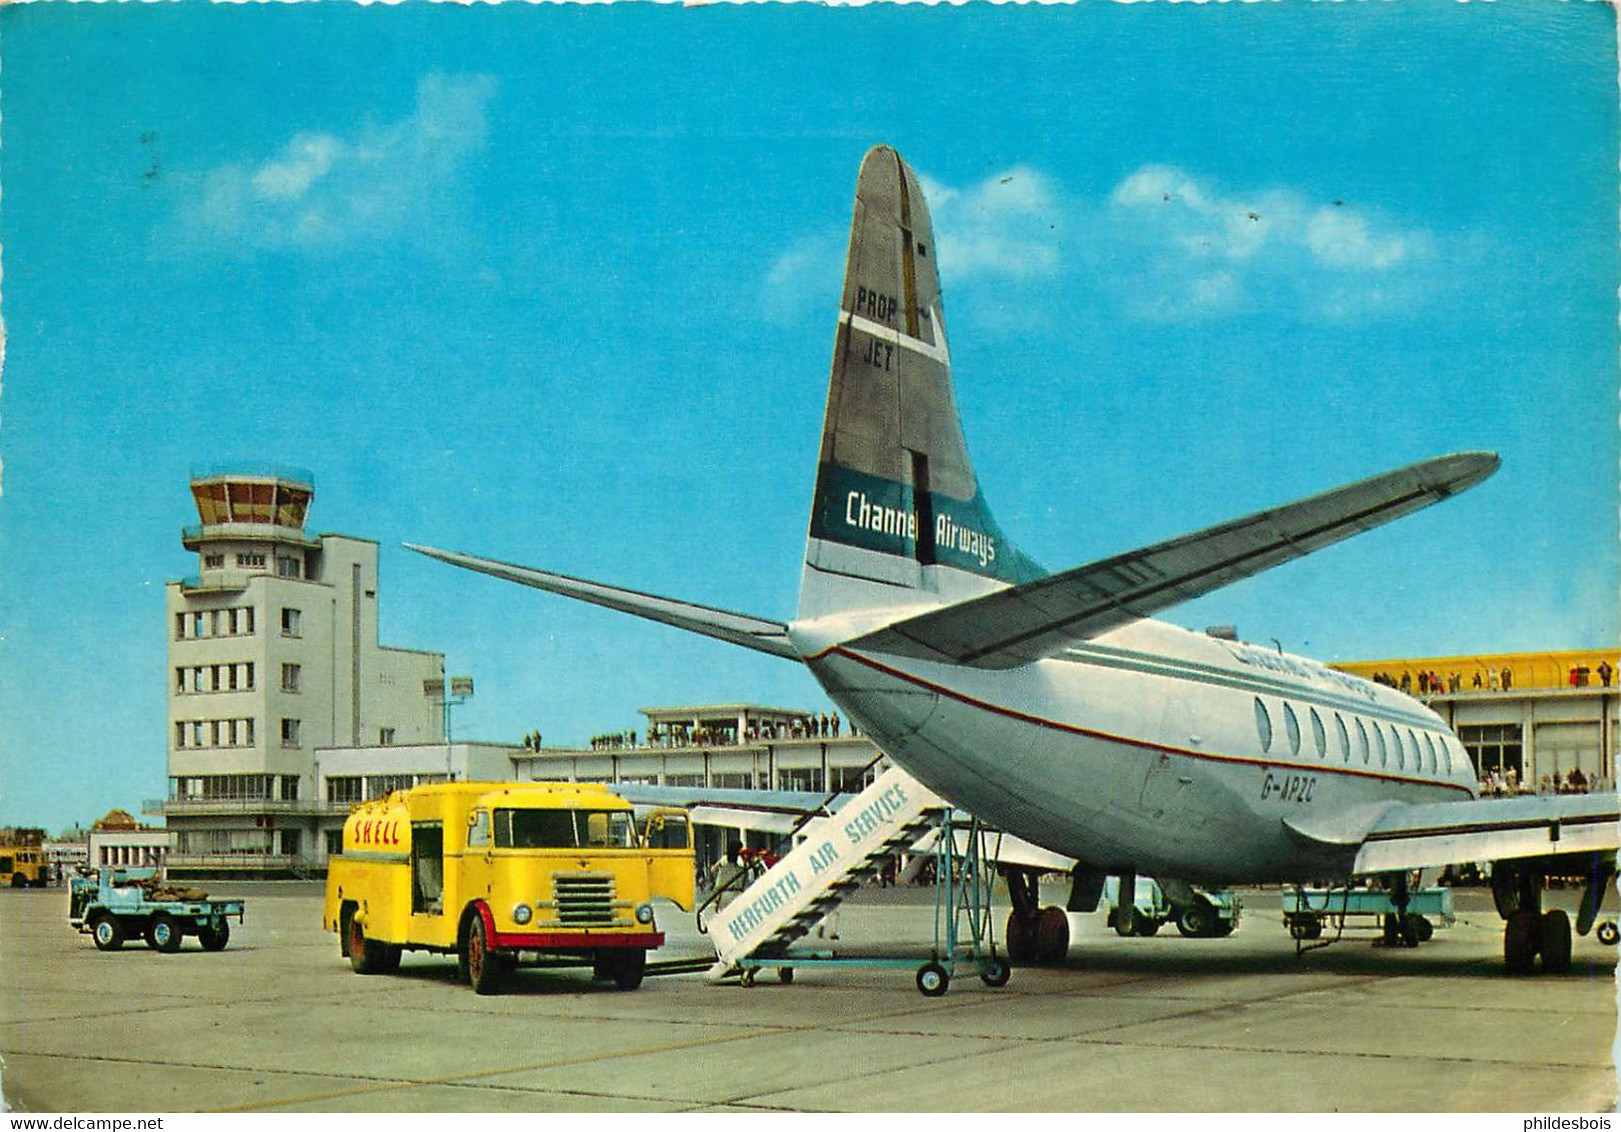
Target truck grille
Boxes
[551,872,620,926]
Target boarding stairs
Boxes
[704,765,943,979]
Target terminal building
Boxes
[155,468,448,877]
[1333,649,1617,794]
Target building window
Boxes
[282,663,301,693]
[175,613,187,641]
[281,718,301,748]
[281,608,301,637]
[175,667,186,693]
[379,727,395,745]
[1459,724,1523,781]
[175,722,187,748]
[204,553,225,569]
[277,556,301,578]
[237,553,266,569]
[328,777,364,805]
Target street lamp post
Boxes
[424,675,474,781]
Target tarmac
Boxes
[2,880,1616,1113]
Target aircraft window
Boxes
[1389,726,1405,771]
[1354,718,1369,764]
[1309,708,1327,759]
[1373,724,1387,767]
[1254,698,1273,753]
[1283,704,1301,756]
[1334,713,1351,762]
[1418,731,1433,774]
[1441,738,1454,775]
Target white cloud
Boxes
[180,73,497,253]
[1102,165,1437,322]
[921,167,1062,283]
[762,164,1063,325]
[761,160,1440,330]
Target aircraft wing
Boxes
[611,782,1076,872]
[1284,791,1620,875]
[406,544,800,660]
[845,452,1499,670]
[612,784,853,835]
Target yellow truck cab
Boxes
[323,781,694,993]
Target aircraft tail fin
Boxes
[799,146,1044,622]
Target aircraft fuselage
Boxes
[799,615,1474,885]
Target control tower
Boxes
[182,465,319,586]
[163,466,447,878]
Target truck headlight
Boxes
[512,902,533,925]
[635,903,654,924]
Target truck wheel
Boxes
[464,916,506,995]
[349,915,399,975]
[10,874,25,888]
[1177,902,1212,938]
[1113,909,1136,937]
[611,948,646,991]
[90,912,124,951]
[147,913,184,953]
[198,922,230,951]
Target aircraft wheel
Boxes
[1413,915,1434,943]
[90,912,124,951]
[778,967,794,985]
[1035,906,1070,962]
[1399,914,1422,949]
[916,961,950,997]
[1540,910,1572,975]
[1139,916,1163,938]
[980,957,1012,987]
[1113,909,1136,937]
[1005,912,1037,964]
[1597,921,1619,946]
[1504,910,1541,975]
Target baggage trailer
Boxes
[69,868,245,952]
[1282,884,1453,952]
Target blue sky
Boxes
[1,1,1615,832]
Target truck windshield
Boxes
[495,809,637,849]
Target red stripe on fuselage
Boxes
[822,645,1475,797]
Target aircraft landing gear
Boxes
[1494,860,1578,975]
[1004,867,1070,964]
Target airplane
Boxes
[409,145,1618,975]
